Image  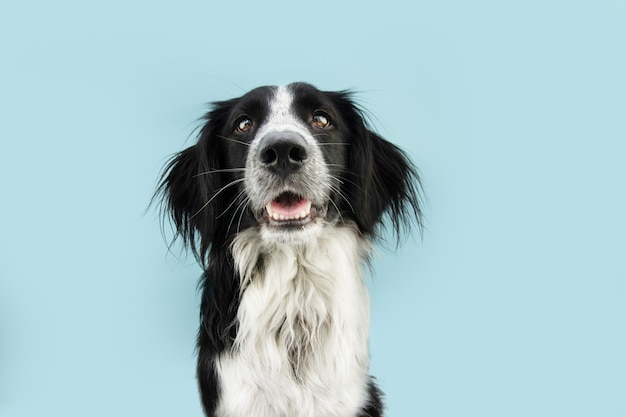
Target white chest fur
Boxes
[215,225,373,417]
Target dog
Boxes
[156,82,423,417]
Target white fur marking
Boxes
[244,85,333,246]
[215,225,373,417]
[253,85,313,145]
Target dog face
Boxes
[229,84,347,244]
[157,82,422,263]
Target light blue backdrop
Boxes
[1,1,625,416]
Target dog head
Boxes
[156,82,423,264]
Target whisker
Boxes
[329,172,364,192]
[327,193,345,224]
[190,178,246,220]
[193,168,246,177]
[328,179,356,215]
[228,195,250,235]
[326,164,354,172]
[216,189,247,219]
[235,198,251,234]
[217,135,251,147]
[311,133,351,146]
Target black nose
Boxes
[258,132,308,174]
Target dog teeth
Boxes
[265,201,313,221]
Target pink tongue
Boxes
[271,196,309,217]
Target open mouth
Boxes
[259,192,327,227]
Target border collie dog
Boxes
[157,82,422,417]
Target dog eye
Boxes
[312,112,331,128]
[236,117,253,133]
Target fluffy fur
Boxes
[156,82,423,417]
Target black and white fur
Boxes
[156,82,423,417]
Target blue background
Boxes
[1,0,625,416]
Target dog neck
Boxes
[217,223,373,415]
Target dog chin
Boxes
[259,221,327,245]
[258,205,329,245]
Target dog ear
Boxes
[156,127,221,266]
[347,129,424,241]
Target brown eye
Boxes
[312,111,331,128]
[236,117,253,133]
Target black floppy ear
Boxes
[347,130,424,240]
[155,136,220,265]
[155,99,237,265]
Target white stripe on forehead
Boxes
[268,85,294,123]
[253,85,309,140]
